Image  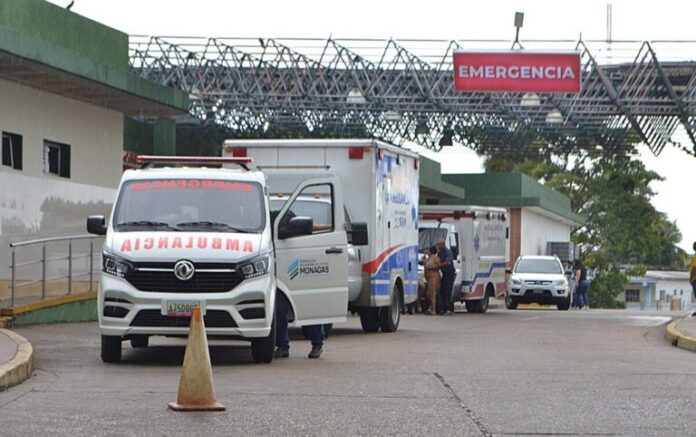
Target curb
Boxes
[0,329,34,391]
[0,291,97,317]
[665,319,696,353]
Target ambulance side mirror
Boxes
[279,217,313,239]
[349,222,369,246]
[87,215,107,236]
[505,268,513,275]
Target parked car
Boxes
[505,255,571,310]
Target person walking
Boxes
[274,296,324,359]
[437,238,456,315]
[423,246,441,315]
[690,242,696,308]
[573,259,590,310]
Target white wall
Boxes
[655,279,693,310]
[520,208,573,256]
[0,78,122,279]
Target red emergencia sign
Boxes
[453,51,581,93]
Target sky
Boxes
[48,0,696,251]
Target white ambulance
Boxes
[418,205,508,313]
[87,155,351,363]
[224,139,420,333]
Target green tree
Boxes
[484,148,687,308]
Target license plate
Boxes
[161,300,206,317]
[533,290,544,294]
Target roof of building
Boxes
[441,172,584,226]
[631,270,691,283]
[0,0,188,117]
[418,156,467,203]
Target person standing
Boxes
[437,238,456,315]
[690,242,696,305]
[423,246,442,315]
[274,296,324,359]
[573,259,590,310]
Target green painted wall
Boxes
[442,172,584,224]
[418,156,467,202]
[0,0,127,68]
[153,118,177,155]
[124,117,154,154]
[12,299,97,326]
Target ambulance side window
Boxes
[451,232,460,259]
[283,184,334,234]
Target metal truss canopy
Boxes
[129,36,696,156]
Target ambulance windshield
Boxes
[113,179,265,233]
[419,228,448,252]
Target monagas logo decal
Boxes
[288,259,300,280]
[288,259,329,280]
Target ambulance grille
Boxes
[127,262,244,293]
[130,310,238,328]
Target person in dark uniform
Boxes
[436,238,456,315]
[274,296,325,359]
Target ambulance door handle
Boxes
[325,247,344,254]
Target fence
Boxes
[5,235,102,307]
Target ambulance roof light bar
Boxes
[135,155,253,171]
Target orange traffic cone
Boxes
[168,307,226,411]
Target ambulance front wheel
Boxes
[101,335,122,363]
[251,312,276,364]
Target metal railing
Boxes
[7,235,102,307]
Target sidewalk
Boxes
[0,328,34,391]
[665,315,696,353]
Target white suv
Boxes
[505,256,570,311]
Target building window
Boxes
[2,132,22,170]
[625,289,640,303]
[44,140,70,178]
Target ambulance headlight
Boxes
[102,252,133,278]
[240,256,269,279]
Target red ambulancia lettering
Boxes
[120,239,131,252]
[226,239,240,251]
[158,237,169,249]
[212,238,222,249]
[197,237,207,249]
[129,179,254,191]
[134,238,141,251]
[186,237,194,248]
[143,238,154,250]
[172,237,183,248]
[243,240,254,252]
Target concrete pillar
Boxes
[509,207,522,266]
[153,118,176,155]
